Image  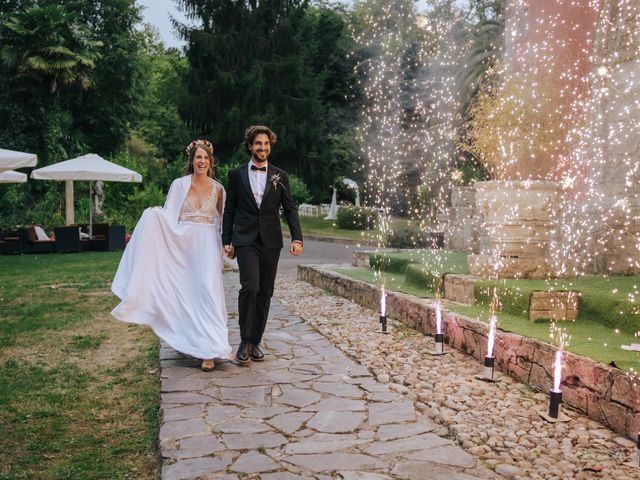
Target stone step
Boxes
[443,274,477,305]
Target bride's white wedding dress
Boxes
[111,175,232,359]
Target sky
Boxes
[138,0,432,49]
[138,0,188,49]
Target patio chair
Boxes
[54,226,89,253]
[18,226,55,254]
[0,229,22,254]
[89,223,126,251]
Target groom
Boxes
[222,125,303,365]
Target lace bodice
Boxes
[178,188,218,224]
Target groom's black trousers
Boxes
[235,237,281,345]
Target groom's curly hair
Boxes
[242,125,277,153]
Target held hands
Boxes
[290,241,303,256]
[223,245,236,259]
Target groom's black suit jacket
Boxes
[222,163,303,249]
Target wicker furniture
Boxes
[18,226,55,254]
[89,223,125,251]
[54,226,90,253]
[0,230,22,254]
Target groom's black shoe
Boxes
[235,342,250,365]
[250,343,265,362]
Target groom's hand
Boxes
[290,242,302,256]
[224,245,235,259]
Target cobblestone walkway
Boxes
[159,272,497,479]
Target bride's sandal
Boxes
[201,359,215,371]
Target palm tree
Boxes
[1,3,102,94]
[0,2,102,162]
[457,0,504,112]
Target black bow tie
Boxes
[251,165,267,172]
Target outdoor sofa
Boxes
[0,223,126,254]
[54,226,90,253]
[87,223,126,251]
[0,230,21,254]
[18,226,56,254]
[58,223,126,253]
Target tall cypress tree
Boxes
[176,0,359,200]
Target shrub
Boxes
[289,174,312,205]
[336,206,379,230]
[386,228,443,249]
[107,184,166,232]
[369,253,411,274]
[405,264,443,294]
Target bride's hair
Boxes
[184,140,216,178]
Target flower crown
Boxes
[185,139,214,158]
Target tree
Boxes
[0,1,102,163]
[457,0,504,111]
[72,0,146,156]
[1,5,100,94]
[175,0,359,201]
[135,26,191,163]
[0,0,147,231]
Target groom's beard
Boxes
[252,151,269,165]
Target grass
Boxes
[0,252,160,480]
[284,215,413,242]
[337,256,640,372]
[340,266,432,298]
[369,250,470,292]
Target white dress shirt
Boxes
[248,160,268,207]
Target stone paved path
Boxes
[159,272,497,480]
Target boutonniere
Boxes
[270,173,281,189]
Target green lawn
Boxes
[285,215,413,243]
[369,250,470,291]
[0,252,159,479]
[338,258,640,372]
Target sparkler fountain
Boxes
[540,327,571,423]
[459,0,639,430]
[477,288,500,382]
[548,349,564,418]
[430,296,446,356]
[378,285,389,334]
[352,0,638,440]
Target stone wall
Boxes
[468,180,565,279]
[579,0,640,275]
[298,264,639,439]
[439,186,479,253]
[529,290,579,321]
[443,274,477,305]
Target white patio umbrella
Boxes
[0,170,28,183]
[0,148,37,172]
[31,153,142,232]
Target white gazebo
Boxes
[31,153,142,229]
[0,170,27,183]
[0,148,37,172]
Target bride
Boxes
[111,140,231,371]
